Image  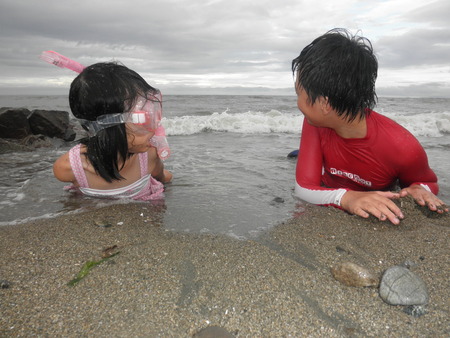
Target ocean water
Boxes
[1,95,449,238]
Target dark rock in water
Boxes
[29,110,74,141]
[269,197,285,207]
[193,326,234,338]
[0,107,77,145]
[272,197,285,203]
[0,107,32,138]
[379,266,429,306]
[63,127,77,142]
[330,262,379,287]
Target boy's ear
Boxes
[319,96,333,115]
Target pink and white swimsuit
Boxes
[65,144,164,200]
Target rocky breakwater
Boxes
[0,107,77,153]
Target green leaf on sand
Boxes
[67,252,120,286]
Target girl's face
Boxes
[126,123,155,153]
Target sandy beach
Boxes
[1,197,448,337]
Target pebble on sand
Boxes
[379,265,429,306]
[330,262,379,287]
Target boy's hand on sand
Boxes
[400,185,448,213]
[341,190,404,225]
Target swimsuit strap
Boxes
[138,152,148,177]
[69,145,148,188]
[69,144,90,188]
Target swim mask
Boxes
[80,91,162,136]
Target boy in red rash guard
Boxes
[292,28,448,225]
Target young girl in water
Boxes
[53,62,172,200]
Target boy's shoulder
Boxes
[369,110,413,136]
[369,111,422,152]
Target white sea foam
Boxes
[163,110,303,135]
[162,110,450,137]
[384,111,450,137]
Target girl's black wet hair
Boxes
[69,62,159,182]
[292,28,378,122]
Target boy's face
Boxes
[295,85,326,127]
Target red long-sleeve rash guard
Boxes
[294,110,439,207]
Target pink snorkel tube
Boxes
[39,50,171,160]
[149,125,171,160]
[39,51,86,73]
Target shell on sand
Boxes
[331,262,379,287]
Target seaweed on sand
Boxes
[67,252,120,286]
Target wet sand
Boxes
[1,197,448,337]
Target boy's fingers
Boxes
[386,213,400,225]
[371,202,402,225]
[354,208,369,218]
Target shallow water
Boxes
[1,95,449,238]
[162,132,299,238]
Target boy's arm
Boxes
[294,119,347,207]
[396,141,447,213]
[396,136,439,194]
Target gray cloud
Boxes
[0,0,449,97]
[407,0,450,25]
[374,0,450,68]
[377,28,450,68]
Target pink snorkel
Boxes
[149,125,171,160]
[39,51,170,160]
[39,51,86,74]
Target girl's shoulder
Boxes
[69,143,95,173]
[53,150,75,183]
[54,143,92,183]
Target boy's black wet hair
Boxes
[69,62,159,182]
[292,28,378,122]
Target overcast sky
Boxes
[0,0,449,97]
